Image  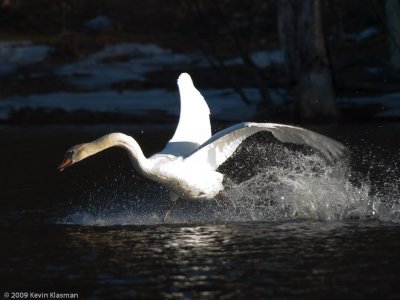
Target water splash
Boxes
[61,210,161,226]
[59,143,400,226]
[226,143,400,223]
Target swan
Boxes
[58,73,346,221]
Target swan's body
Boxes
[58,73,346,219]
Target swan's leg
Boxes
[216,191,236,209]
[216,191,229,202]
[161,201,176,223]
[162,192,179,223]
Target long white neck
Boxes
[82,133,151,176]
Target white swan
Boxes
[58,73,346,221]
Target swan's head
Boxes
[57,143,90,172]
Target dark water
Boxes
[1,124,400,299]
[2,214,400,299]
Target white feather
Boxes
[185,122,346,170]
[161,73,211,156]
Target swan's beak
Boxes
[58,158,72,172]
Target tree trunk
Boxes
[328,0,345,48]
[277,0,338,121]
[386,0,400,73]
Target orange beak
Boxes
[58,158,72,172]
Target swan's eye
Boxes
[65,150,75,158]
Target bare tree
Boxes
[386,0,400,73]
[182,0,274,107]
[277,0,339,120]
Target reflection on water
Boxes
[1,215,400,299]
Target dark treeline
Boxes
[0,0,398,122]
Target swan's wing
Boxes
[161,73,212,156]
[184,122,346,170]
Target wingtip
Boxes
[177,72,193,86]
[326,140,348,162]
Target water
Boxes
[1,124,400,299]
[2,216,399,299]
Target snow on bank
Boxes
[0,41,291,122]
[3,86,400,122]
[57,43,209,89]
[343,92,400,118]
[84,15,112,33]
[225,50,284,68]
[345,26,379,42]
[58,43,283,91]
[0,41,51,77]
[2,40,400,122]
[0,88,262,122]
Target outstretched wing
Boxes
[161,73,212,156]
[184,122,346,170]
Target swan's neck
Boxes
[85,133,151,175]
